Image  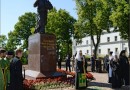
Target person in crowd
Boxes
[9,49,24,90]
[58,56,62,69]
[75,50,85,73]
[5,51,14,90]
[75,50,86,89]
[108,51,114,83]
[71,55,75,71]
[110,55,122,88]
[65,54,71,72]
[6,51,14,65]
[90,54,95,72]
[104,55,109,72]
[0,49,8,90]
[72,52,77,71]
[119,50,129,86]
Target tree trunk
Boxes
[91,33,101,59]
[94,44,98,59]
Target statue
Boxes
[34,0,53,33]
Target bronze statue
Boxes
[34,0,53,33]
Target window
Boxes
[86,40,89,45]
[87,50,89,54]
[115,48,118,53]
[107,37,110,42]
[99,49,101,54]
[108,48,110,54]
[115,36,117,41]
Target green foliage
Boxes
[109,0,130,40]
[21,51,28,65]
[74,0,111,58]
[47,8,76,42]
[46,8,76,58]
[6,31,21,51]
[6,12,36,50]
[85,55,91,59]
[0,35,7,48]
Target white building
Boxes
[72,32,129,56]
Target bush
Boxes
[21,57,28,65]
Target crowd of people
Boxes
[104,50,130,89]
[57,51,88,73]
[58,50,130,89]
[1,48,129,90]
[0,49,23,90]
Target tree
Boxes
[46,8,76,58]
[74,0,111,58]
[0,35,7,48]
[109,0,130,56]
[13,12,36,50]
[6,31,21,51]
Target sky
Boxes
[1,0,77,36]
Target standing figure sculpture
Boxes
[34,0,53,33]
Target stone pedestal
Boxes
[25,33,64,79]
